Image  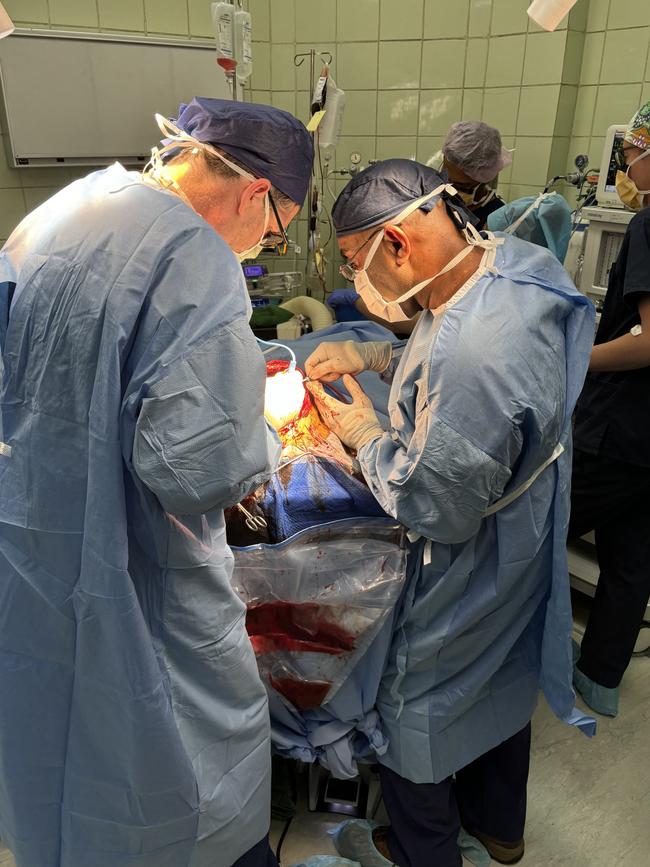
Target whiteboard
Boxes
[0,32,231,167]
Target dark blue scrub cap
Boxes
[332,159,473,236]
[173,97,314,205]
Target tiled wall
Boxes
[1,1,650,284]
[568,0,650,194]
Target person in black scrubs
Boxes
[570,101,650,717]
[441,121,511,229]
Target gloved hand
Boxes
[306,340,393,383]
[306,375,383,451]
[327,289,360,308]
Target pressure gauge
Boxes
[350,152,362,165]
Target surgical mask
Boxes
[615,148,650,211]
[458,185,496,209]
[146,114,270,261]
[351,186,500,323]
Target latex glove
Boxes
[306,375,383,451]
[306,340,393,383]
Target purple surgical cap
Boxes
[171,97,314,205]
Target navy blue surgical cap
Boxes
[332,159,473,236]
[172,97,314,205]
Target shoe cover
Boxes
[573,667,619,717]
[329,820,490,867]
[289,858,361,867]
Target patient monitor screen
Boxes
[604,131,626,193]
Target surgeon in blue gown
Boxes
[305,161,596,867]
[0,98,312,867]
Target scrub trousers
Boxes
[231,835,277,867]
[569,449,650,688]
[378,723,531,867]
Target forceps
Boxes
[237,503,267,531]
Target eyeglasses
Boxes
[614,146,637,172]
[261,192,289,253]
[338,228,383,281]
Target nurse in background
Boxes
[570,100,650,718]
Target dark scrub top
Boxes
[473,192,506,230]
[573,207,650,467]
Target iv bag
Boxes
[318,77,346,154]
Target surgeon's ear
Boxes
[384,226,411,265]
[238,178,271,215]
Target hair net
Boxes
[625,101,650,151]
[332,159,474,237]
[442,121,513,184]
[171,97,314,204]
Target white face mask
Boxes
[353,187,499,323]
[147,114,270,261]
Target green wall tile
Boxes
[416,136,444,166]
[643,83,650,105]
[296,0,336,43]
[510,136,553,186]
[482,86,520,135]
[378,90,420,135]
[144,0,189,36]
[522,31,567,85]
[337,43,379,90]
[249,0,270,42]
[0,188,26,239]
[586,0,609,32]
[465,38,488,88]
[271,44,296,90]
[250,42,271,89]
[498,182,510,200]
[294,44,338,91]
[491,0,529,36]
[270,0,295,43]
[337,135,377,163]
[49,0,98,28]
[272,91,296,115]
[516,85,561,136]
[376,136,417,160]
[548,136,570,177]
[509,183,543,198]
[251,90,272,104]
[20,166,69,188]
[562,29,584,85]
[342,91,378,135]
[419,89,462,134]
[588,135,605,166]
[607,0,650,30]
[188,0,213,37]
[600,28,649,84]
[555,85,578,137]
[379,0,424,41]
[592,83,644,135]
[23,187,58,212]
[0,138,21,188]
[486,34,525,87]
[568,0,588,32]
[337,0,379,41]
[3,0,48,23]
[499,135,514,183]
[424,0,469,39]
[462,88,484,120]
[469,0,492,38]
[572,86,597,136]
[421,40,466,89]
[98,0,144,32]
[378,41,422,89]
[580,31,604,85]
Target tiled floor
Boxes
[1,657,648,866]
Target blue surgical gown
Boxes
[355,235,596,784]
[0,164,280,865]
